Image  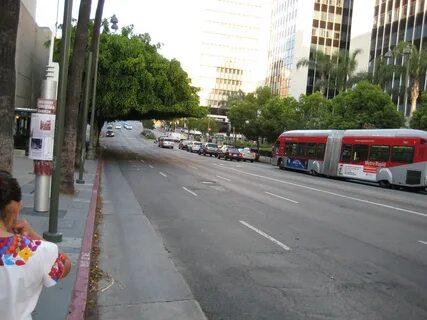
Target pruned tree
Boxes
[60,0,93,194]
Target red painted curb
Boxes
[67,160,102,320]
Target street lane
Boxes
[101,125,427,319]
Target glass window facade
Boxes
[267,0,354,97]
[370,0,427,116]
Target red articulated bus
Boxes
[272,129,427,190]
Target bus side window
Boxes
[316,143,326,160]
[391,146,414,163]
[290,143,298,156]
[296,143,307,157]
[341,144,352,162]
[353,144,369,163]
[273,141,280,154]
[306,143,316,157]
[369,145,390,162]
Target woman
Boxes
[0,171,71,319]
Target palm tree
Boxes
[0,0,20,172]
[331,49,363,92]
[394,42,427,116]
[60,0,93,194]
[297,49,335,95]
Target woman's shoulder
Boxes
[0,235,57,266]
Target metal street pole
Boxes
[76,51,92,184]
[86,45,99,160]
[403,45,412,126]
[43,0,73,243]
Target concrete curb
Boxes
[67,160,102,320]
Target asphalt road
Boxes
[102,123,427,320]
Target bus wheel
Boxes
[311,170,318,176]
[278,159,284,170]
[379,180,391,189]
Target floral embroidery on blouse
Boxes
[48,253,66,282]
[0,235,41,266]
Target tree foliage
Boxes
[329,81,404,129]
[96,26,205,122]
[410,92,427,130]
[296,92,331,129]
[227,83,405,143]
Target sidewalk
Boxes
[12,154,98,320]
[96,151,207,320]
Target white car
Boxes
[238,148,256,162]
[115,124,122,129]
[124,123,133,130]
[188,141,202,153]
[159,137,174,149]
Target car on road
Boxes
[199,143,218,156]
[179,140,191,150]
[124,123,133,130]
[106,124,113,130]
[115,124,122,129]
[106,130,115,137]
[238,147,256,162]
[188,141,202,153]
[217,146,242,161]
[158,137,174,149]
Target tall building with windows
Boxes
[195,0,271,116]
[369,0,427,116]
[266,0,354,98]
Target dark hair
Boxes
[0,171,22,211]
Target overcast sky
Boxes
[36,0,373,80]
[36,0,203,77]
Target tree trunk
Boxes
[0,0,20,173]
[410,79,419,116]
[75,0,105,166]
[60,0,92,194]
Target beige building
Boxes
[14,0,52,150]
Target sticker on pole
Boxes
[29,113,56,160]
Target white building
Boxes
[194,0,272,114]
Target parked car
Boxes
[188,141,203,153]
[179,140,191,150]
[115,124,122,129]
[238,147,256,162]
[158,137,174,149]
[106,130,115,137]
[199,143,218,156]
[106,124,113,130]
[124,123,133,130]
[217,146,242,161]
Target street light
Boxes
[402,45,412,118]
[87,15,118,159]
[383,50,393,92]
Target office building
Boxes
[196,0,271,116]
[266,0,354,98]
[369,0,427,116]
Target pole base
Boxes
[43,231,63,243]
[76,179,85,184]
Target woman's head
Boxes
[0,171,22,228]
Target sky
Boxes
[36,0,203,77]
[35,0,373,83]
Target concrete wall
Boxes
[15,0,51,109]
[349,0,374,74]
